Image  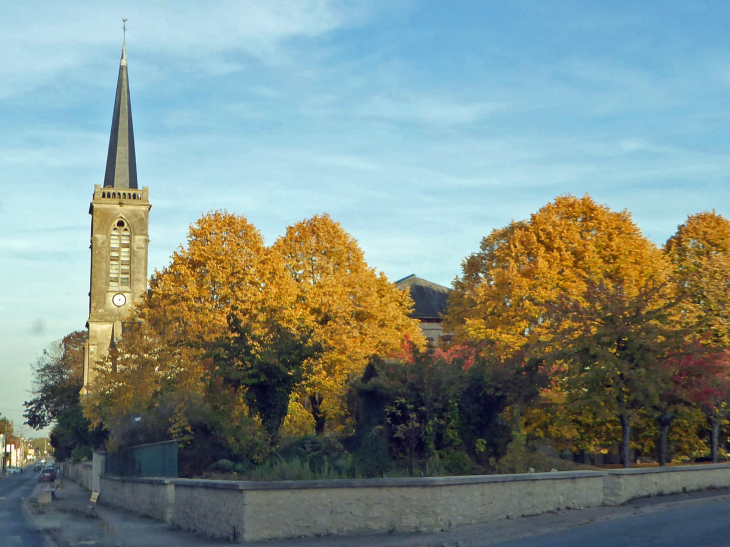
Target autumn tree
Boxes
[273,214,425,434]
[671,349,730,463]
[652,357,693,466]
[666,211,730,461]
[447,195,664,354]
[665,211,730,345]
[549,280,685,467]
[141,210,295,344]
[85,211,423,471]
[447,195,682,467]
[84,212,287,458]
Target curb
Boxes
[21,489,62,547]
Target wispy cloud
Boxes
[0,0,382,97]
[357,93,509,125]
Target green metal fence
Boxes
[105,440,178,478]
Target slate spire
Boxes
[103,41,138,189]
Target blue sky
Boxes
[1,1,730,433]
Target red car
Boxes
[38,468,56,482]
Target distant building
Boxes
[395,274,453,346]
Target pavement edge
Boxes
[21,487,62,547]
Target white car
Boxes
[7,467,23,474]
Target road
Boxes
[486,493,730,547]
[0,468,47,547]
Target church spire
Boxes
[103,40,138,189]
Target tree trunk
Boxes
[309,394,326,436]
[658,412,673,467]
[711,415,720,464]
[620,412,631,469]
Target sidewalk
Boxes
[22,478,730,547]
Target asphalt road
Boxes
[0,468,47,547]
[487,494,730,547]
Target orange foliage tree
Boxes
[273,214,425,434]
[85,211,423,456]
[84,212,286,459]
[665,211,730,346]
[666,211,730,461]
[446,195,684,467]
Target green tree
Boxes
[29,437,51,457]
[350,345,493,476]
[24,331,105,461]
[24,331,85,429]
[212,316,322,441]
[0,415,17,446]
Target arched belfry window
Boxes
[110,219,131,288]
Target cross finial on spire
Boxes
[121,20,128,67]
[105,22,137,189]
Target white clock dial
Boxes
[112,293,127,307]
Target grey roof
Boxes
[395,274,451,319]
[103,43,138,189]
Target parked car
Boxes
[38,468,56,482]
[7,467,22,474]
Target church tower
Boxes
[82,42,150,393]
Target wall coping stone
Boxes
[104,475,172,485]
[163,470,606,491]
[101,464,730,486]
[607,464,730,476]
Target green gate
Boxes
[105,440,178,478]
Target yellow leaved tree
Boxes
[273,214,425,434]
[665,211,730,462]
[665,211,730,346]
[142,210,296,343]
[84,211,287,458]
[446,195,681,467]
[445,194,665,357]
[85,211,423,460]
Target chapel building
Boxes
[82,42,150,393]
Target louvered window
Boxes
[110,220,131,288]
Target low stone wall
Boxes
[63,461,93,490]
[603,464,730,505]
[241,472,603,541]
[101,476,174,523]
[63,464,730,543]
[173,480,246,541]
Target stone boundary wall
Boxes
[62,461,92,490]
[62,464,730,543]
[602,465,730,505]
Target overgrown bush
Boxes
[70,444,93,463]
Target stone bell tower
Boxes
[82,42,151,393]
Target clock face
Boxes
[112,293,127,307]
